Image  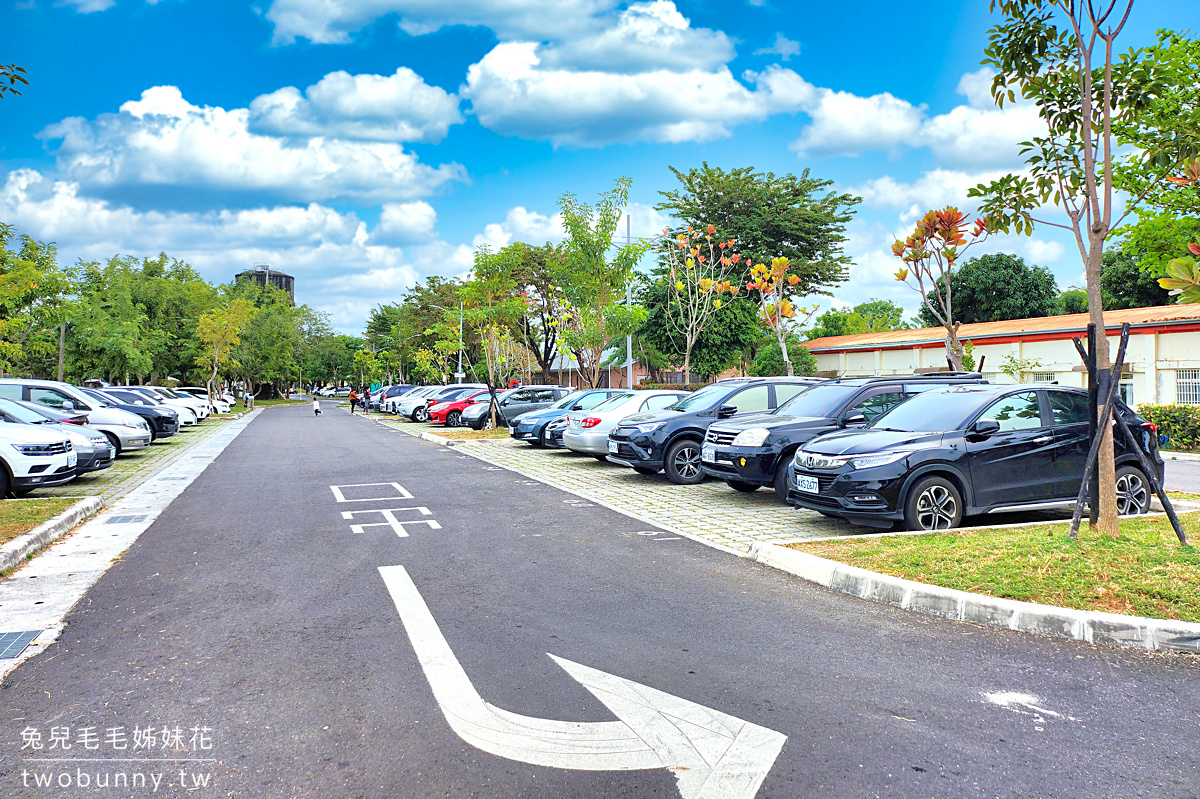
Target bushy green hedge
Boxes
[636,382,703,391]
[1136,404,1200,449]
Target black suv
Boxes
[607,377,820,484]
[700,373,988,501]
[788,384,1162,530]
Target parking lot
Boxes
[366,414,1134,551]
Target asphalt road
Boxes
[1,406,1197,798]
[1165,458,1200,493]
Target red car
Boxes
[428,389,491,426]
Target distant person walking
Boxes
[313,398,321,417]
[348,388,359,414]
[243,389,253,410]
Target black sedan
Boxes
[78,387,180,441]
[787,384,1162,531]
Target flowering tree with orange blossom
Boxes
[745,257,817,377]
[663,224,740,383]
[891,207,990,371]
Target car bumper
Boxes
[511,420,544,442]
[563,429,610,454]
[114,429,152,450]
[78,449,115,473]
[785,463,906,529]
[605,436,663,470]
[698,445,779,485]
[13,464,77,489]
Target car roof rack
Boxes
[826,372,985,383]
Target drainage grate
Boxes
[105,515,148,524]
[0,631,41,659]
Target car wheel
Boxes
[727,480,758,493]
[664,439,705,485]
[772,463,791,503]
[447,410,462,427]
[1115,465,1151,516]
[634,466,658,476]
[414,407,429,422]
[904,476,963,531]
[104,432,123,457]
[482,415,495,430]
[0,465,11,499]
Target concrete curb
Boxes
[0,496,105,573]
[747,541,1200,655]
[1164,451,1200,462]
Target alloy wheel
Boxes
[1115,471,1148,515]
[672,445,701,480]
[915,485,958,530]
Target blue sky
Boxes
[0,0,1186,331]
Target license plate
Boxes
[701,444,715,462]
[797,474,819,493]
[67,452,78,468]
[607,440,619,453]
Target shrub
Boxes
[1136,404,1200,450]
[749,338,817,377]
[635,382,703,391]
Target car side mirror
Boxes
[717,404,737,419]
[840,412,866,428]
[970,419,1001,438]
[570,404,582,410]
[62,401,74,411]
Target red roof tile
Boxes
[805,304,1200,352]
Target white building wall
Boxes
[813,328,1200,406]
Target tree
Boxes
[749,334,817,377]
[1100,247,1170,308]
[916,253,1058,327]
[746,257,817,376]
[892,208,991,369]
[0,64,27,99]
[1000,353,1043,383]
[555,178,649,388]
[807,299,910,340]
[969,3,1200,536]
[509,242,567,379]
[0,225,72,377]
[196,300,256,398]
[661,224,740,382]
[1058,287,1089,314]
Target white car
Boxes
[177,387,231,414]
[0,420,77,495]
[563,390,690,460]
[101,388,199,427]
[389,386,439,416]
[125,386,210,422]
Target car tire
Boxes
[727,480,758,493]
[634,466,658,476]
[482,415,495,430]
[104,432,123,457]
[904,475,963,531]
[0,465,11,499]
[664,439,705,485]
[1115,464,1151,516]
[534,427,548,447]
[772,462,791,503]
[414,407,429,422]
[447,410,462,427]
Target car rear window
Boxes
[590,393,634,411]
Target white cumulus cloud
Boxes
[248,68,463,143]
[372,201,438,245]
[40,86,466,206]
[754,33,800,61]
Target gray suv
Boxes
[0,379,153,455]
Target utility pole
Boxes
[625,214,633,390]
[457,297,464,384]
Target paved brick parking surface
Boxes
[370,414,858,552]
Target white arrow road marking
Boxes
[379,565,786,799]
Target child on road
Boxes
[313,398,321,417]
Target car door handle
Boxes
[1034,435,1052,444]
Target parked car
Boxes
[543,415,570,448]
[101,387,198,428]
[700,373,989,502]
[563,390,691,460]
[402,385,482,421]
[428,389,492,426]
[390,386,442,418]
[176,387,231,414]
[375,384,416,411]
[606,377,821,485]
[78,387,180,441]
[0,418,77,496]
[787,384,1162,531]
[334,387,352,398]
[462,386,574,430]
[509,389,624,446]
[422,385,488,422]
[1,399,114,474]
[0,378,153,456]
[120,386,209,422]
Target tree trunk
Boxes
[778,329,793,377]
[1085,239,1118,536]
[944,322,965,371]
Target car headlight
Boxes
[634,421,664,434]
[848,451,911,469]
[89,437,109,448]
[801,453,850,470]
[12,443,57,455]
[731,427,770,447]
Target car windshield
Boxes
[589,393,634,412]
[80,388,114,408]
[774,384,858,417]
[0,399,53,424]
[868,388,989,432]
[667,384,732,412]
[551,390,587,410]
